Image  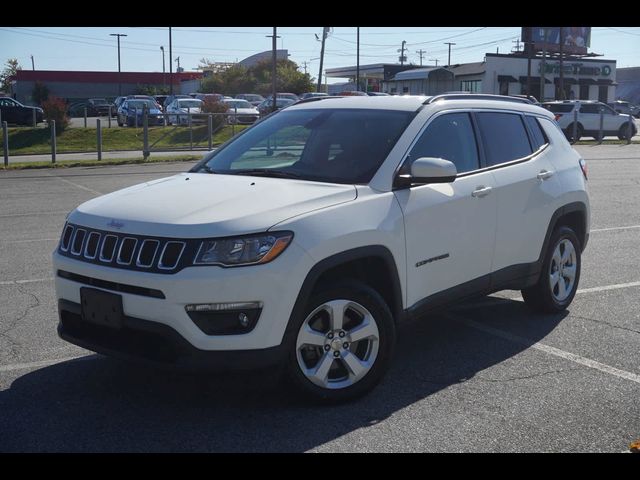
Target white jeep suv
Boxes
[53,94,590,403]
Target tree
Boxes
[200,64,256,95]
[251,59,313,95]
[1,58,21,93]
[32,81,49,106]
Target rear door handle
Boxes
[537,169,554,181]
[471,186,492,198]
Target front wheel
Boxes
[565,123,583,143]
[618,124,635,141]
[522,226,581,313]
[286,280,396,404]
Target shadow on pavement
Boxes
[0,297,566,452]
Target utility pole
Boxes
[444,42,456,66]
[511,38,521,53]
[267,28,280,112]
[169,27,173,95]
[416,49,426,66]
[559,27,565,100]
[316,27,330,93]
[540,28,549,102]
[398,40,407,65]
[30,55,35,71]
[110,33,127,96]
[430,59,439,67]
[160,46,165,89]
[526,28,533,98]
[356,27,360,92]
[175,56,181,72]
[301,61,308,74]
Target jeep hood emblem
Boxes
[107,219,125,229]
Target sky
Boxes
[1,27,639,85]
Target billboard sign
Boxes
[522,27,591,55]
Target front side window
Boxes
[476,112,533,166]
[197,108,414,184]
[406,112,480,175]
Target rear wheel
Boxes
[522,226,581,313]
[618,124,634,141]
[565,123,583,143]
[286,280,396,404]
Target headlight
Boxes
[193,231,293,267]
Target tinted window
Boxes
[476,112,533,166]
[199,109,414,184]
[580,104,601,114]
[544,103,574,113]
[408,113,479,174]
[524,116,548,151]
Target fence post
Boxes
[108,106,112,128]
[572,109,578,144]
[83,107,87,128]
[598,106,604,144]
[208,114,213,151]
[51,120,56,164]
[143,105,149,159]
[188,107,193,151]
[2,121,8,167]
[134,108,138,129]
[32,108,37,128]
[232,107,237,136]
[628,114,633,145]
[97,118,102,161]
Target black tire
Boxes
[285,279,396,404]
[617,124,634,141]
[565,123,583,143]
[522,226,581,313]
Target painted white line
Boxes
[0,277,54,286]
[52,174,103,195]
[0,354,94,373]
[591,225,640,233]
[577,281,640,295]
[0,210,68,218]
[1,238,58,244]
[449,314,640,385]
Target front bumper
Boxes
[58,299,287,371]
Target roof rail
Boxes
[424,93,534,105]
[294,95,344,105]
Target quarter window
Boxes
[407,112,480,174]
[476,112,533,166]
[524,116,549,151]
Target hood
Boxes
[69,173,357,238]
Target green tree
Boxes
[32,81,50,105]
[200,65,256,95]
[1,58,21,93]
[250,59,313,95]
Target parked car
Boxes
[235,93,265,107]
[608,100,640,118]
[87,98,115,117]
[264,93,300,103]
[195,93,225,104]
[117,99,164,127]
[163,94,191,111]
[222,99,260,124]
[257,97,295,116]
[367,92,390,96]
[154,95,169,112]
[54,93,590,403]
[543,100,637,141]
[165,98,204,125]
[113,96,127,110]
[337,91,368,96]
[300,92,329,100]
[0,96,43,125]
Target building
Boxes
[615,67,640,104]
[325,63,420,93]
[381,67,454,95]
[11,70,204,105]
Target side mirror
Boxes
[396,157,457,187]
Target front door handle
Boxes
[472,186,492,198]
[537,169,554,181]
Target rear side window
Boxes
[407,112,479,174]
[524,116,549,151]
[543,103,574,113]
[476,112,533,166]
[580,104,601,114]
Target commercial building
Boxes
[325,63,420,93]
[11,70,203,105]
[615,67,640,104]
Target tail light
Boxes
[579,158,588,180]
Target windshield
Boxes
[127,100,156,109]
[195,108,414,184]
[226,100,253,109]
[177,100,202,109]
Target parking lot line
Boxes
[50,174,103,196]
[0,210,69,218]
[591,225,640,233]
[577,281,640,294]
[0,277,54,286]
[448,313,640,385]
[0,354,93,373]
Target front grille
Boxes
[58,223,194,274]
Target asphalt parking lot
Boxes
[0,145,638,452]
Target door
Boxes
[474,112,561,273]
[394,112,497,307]
[0,98,18,124]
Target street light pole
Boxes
[110,33,127,96]
[160,46,166,89]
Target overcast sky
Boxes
[1,27,638,84]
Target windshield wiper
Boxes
[200,165,216,174]
[225,169,305,179]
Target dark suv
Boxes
[0,97,43,126]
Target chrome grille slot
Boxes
[136,239,159,268]
[60,224,74,252]
[99,234,118,262]
[83,232,101,259]
[70,229,86,255]
[158,241,185,270]
[117,237,138,265]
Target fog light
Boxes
[238,312,249,327]
[184,302,263,335]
